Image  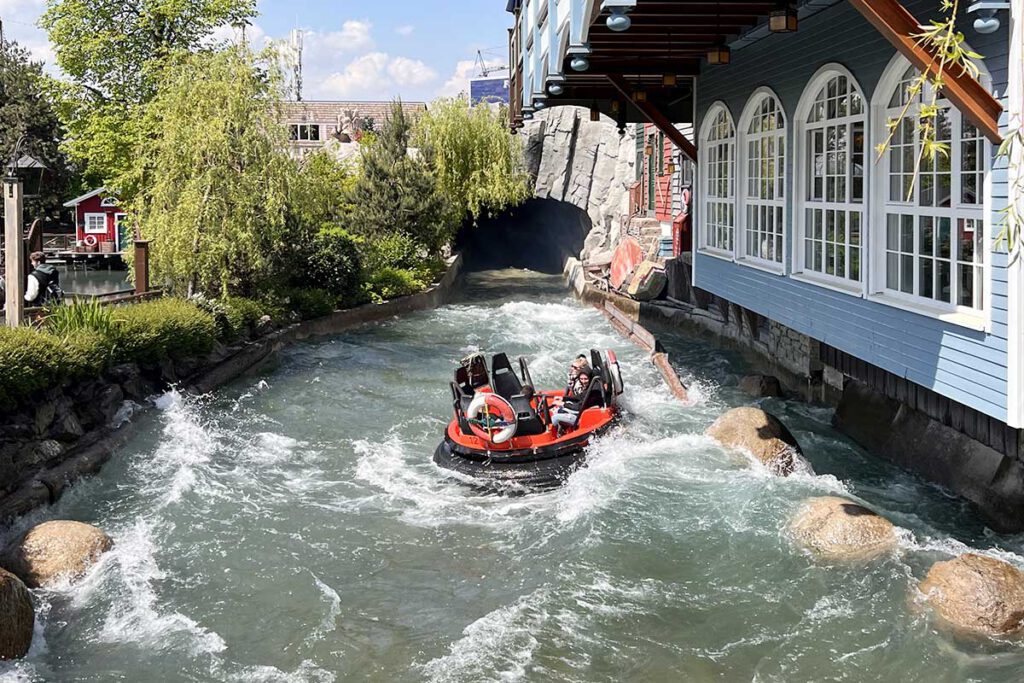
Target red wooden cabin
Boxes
[63,187,129,252]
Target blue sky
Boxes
[1,0,512,101]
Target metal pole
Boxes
[4,176,25,327]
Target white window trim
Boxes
[792,63,868,295]
[83,212,108,234]
[737,86,787,275]
[697,101,737,259]
[867,52,993,330]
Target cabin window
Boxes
[798,72,865,283]
[83,213,107,234]
[289,124,321,141]
[741,92,786,265]
[701,105,736,254]
[878,64,986,311]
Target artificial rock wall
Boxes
[521,107,638,263]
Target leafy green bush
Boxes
[306,226,363,304]
[221,297,268,335]
[111,298,218,364]
[0,328,67,408]
[364,267,426,303]
[279,288,336,320]
[360,232,421,273]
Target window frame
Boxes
[737,87,788,274]
[867,54,992,326]
[289,123,321,142]
[792,64,867,294]
[698,102,737,259]
[83,213,108,235]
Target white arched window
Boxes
[797,69,866,283]
[701,105,736,254]
[739,91,786,266]
[874,59,987,312]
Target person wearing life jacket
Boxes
[25,252,61,307]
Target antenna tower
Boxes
[290,29,304,101]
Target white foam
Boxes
[81,519,227,656]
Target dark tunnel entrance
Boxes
[456,198,591,274]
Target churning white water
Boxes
[2,269,1024,682]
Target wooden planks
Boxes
[599,300,690,403]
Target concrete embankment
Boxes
[0,255,464,525]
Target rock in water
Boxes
[739,374,783,398]
[0,568,33,660]
[707,407,802,475]
[3,520,113,588]
[790,496,898,562]
[919,554,1024,637]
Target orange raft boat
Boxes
[434,350,624,486]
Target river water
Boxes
[3,269,1024,682]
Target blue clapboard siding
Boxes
[693,0,1012,423]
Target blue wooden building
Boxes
[508,0,1023,526]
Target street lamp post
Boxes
[4,175,25,327]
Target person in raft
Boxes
[565,355,590,395]
[551,367,593,434]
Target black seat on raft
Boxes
[491,353,523,400]
[450,382,475,435]
[510,395,547,437]
[454,366,474,397]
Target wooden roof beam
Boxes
[607,75,697,161]
[848,0,1002,143]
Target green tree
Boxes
[0,38,72,220]
[414,98,530,225]
[347,101,450,256]
[122,47,292,297]
[41,0,256,183]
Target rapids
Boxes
[2,269,1024,682]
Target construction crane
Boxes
[475,49,508,77]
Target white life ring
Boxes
[466,392,518,445]
[83,234,98,247]
[606,350,624,396]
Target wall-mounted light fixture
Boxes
[633,90,647,103]
[590,102,601,122]
[769,3,798,32]
[607,7,632,32]
[666,160,677,176]
[611,100,621,114]
[645,135,654,157]
[662,74,678,87]
[967,1,1010,34]
[707,45,731,65]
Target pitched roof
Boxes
[63,187,109,208]
[281,100,428,128]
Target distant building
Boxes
[281,101,428,158]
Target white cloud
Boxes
[318,52,437,99]
[317,20,374,54]
[395,25,415,37]
[387,56,436,87]
[438,58,506,98]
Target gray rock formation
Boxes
[521,107,638,262]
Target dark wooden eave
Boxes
[845,0,1002,143]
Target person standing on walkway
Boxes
[25,252,61,306]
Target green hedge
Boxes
[110,298,218,364]
[365,267,427,303]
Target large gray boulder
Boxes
[789,496,898,562]
[919,554,1024,637]
[707,406,803,476]
[0,568,33,660]
[3,520,113,588]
